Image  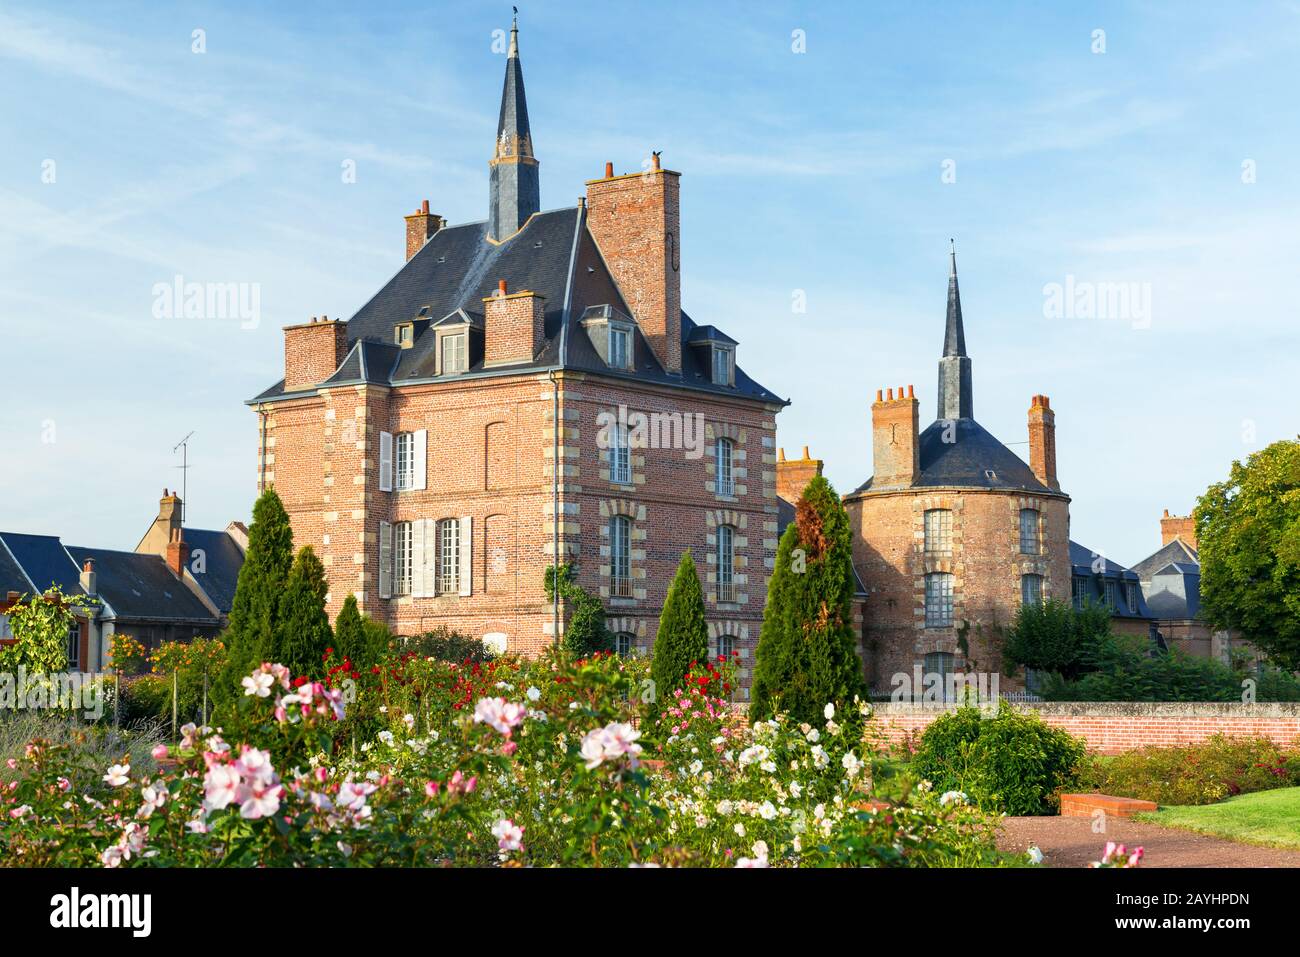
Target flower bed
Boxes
[1,651,1021,868]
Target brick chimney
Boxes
[79,558,96,597]
[165,528,191,578]
[871,385,919,489]
[404,199,442,261]
[1027,394,1059,491]
[158,488,182,541]
[776,446,823,503]
[283,316,349,392]
[483,280,545,367]
[585,155,682,374]
[1160,509,1197,549]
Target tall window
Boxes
[441,333,467,375]
[1072,576,1091,610]
[717,634,736,660]
[924,652,955,700]
[609,326,630,370]
[394,432,415,491]
[66,621,80,671]
[1021,573,1043,606]
[711,346,733,385]
[924,509,952,554]
[1125,581,1139,613]
[614,632,635,657]
[393,521,414,595]
[610,424,631,484]
[1103,580,1118,610]
[715,438,735,497]
[924,572,954,627]
[610,516,632,598]
[717,525,736,602]
[1019,508,1041,555]
[436,518,460,594]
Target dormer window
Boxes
[711,345,734,386]
[395,323,414,348]
[609,324,632,370]
[441,333,467,375]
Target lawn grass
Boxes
[1137,787,1300,849]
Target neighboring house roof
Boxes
[182,527,245,616]
[0,532,82,596]
[249,208,785,407]
[1131,538,1199,582]
[1143,562,1202,620]
[1068,540,1151,619]
[65,547,217,624]
[0,537,33,596]
[853,417,1051,494]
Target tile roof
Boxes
[65,547,217,624]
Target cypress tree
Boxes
[218,489,294,699]
[651,550,709,702]
[271,546,333,680]
[333,593,367,669]
[750,475,866,723]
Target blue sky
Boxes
[1,0,1297,566]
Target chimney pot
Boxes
[907,384,915,399]
[887,388,894,400]
[778,448,786,462]
[421,199,429,214]
[82,558,94,574]
[605,161,613,178]
[876,389,883,402]
[802,445,810,459]
[498,279,508,296]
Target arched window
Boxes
[715,438,735,497]
[924,572,953,627]
[717,524,736,602]
[1019,508,1041,555]
[610,516,632,598]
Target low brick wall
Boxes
[869,702,1300,754]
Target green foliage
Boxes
[219,489,294,697]
[751,476,866,724]
[149,637,227,725]
[1197,438,1300,670]
[0,587,84,675]
[911,704,1086,815]
[332,594,383,671]
[118,674,171,724]
[1001,598,1115,681]
[402,625,494,664]
[1080,734,1300,806]
[543,563,613,657]
[270,546,333,680]
[650,551,709,703]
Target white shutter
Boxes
[379,431,393,492]
[378,521,392,599]
[422,519,438,597]
[458,516,473,596]
[413,429,427,490]
[410,519,426,598]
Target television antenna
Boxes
[173,431,195,524]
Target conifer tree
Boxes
[750,476,866,723]
[218,488,294,698]
[333,593,367,668]
[271,546,333,680]
[651,550,709,703]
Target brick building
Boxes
[248,19,786,678]
[841,246,1072,693]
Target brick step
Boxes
[1059,793,1158,817]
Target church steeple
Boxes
[488,9,540,241]
[937,240,974,420]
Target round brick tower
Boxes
[843,246,1071,694]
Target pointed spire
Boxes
[488,7,540,240]
[937,239,974,420]
[944,238,966,357]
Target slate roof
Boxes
[852,417,1054,495]
[0,537,34,596]
[249,207,784,407]
[1143,562,1202,620]
[182,527,245,615]
[65,547,217,623]
[0,533,82,596]
[1069,540,1151,619]
[1131,538,1198,582]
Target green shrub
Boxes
[543,563,613,657]
[1079,734,1300,805]
[402,625,495,664]
[651,551,709,704]
[910,704,1085,815]
[117,674,171,723]
[1002,599,1114,681]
